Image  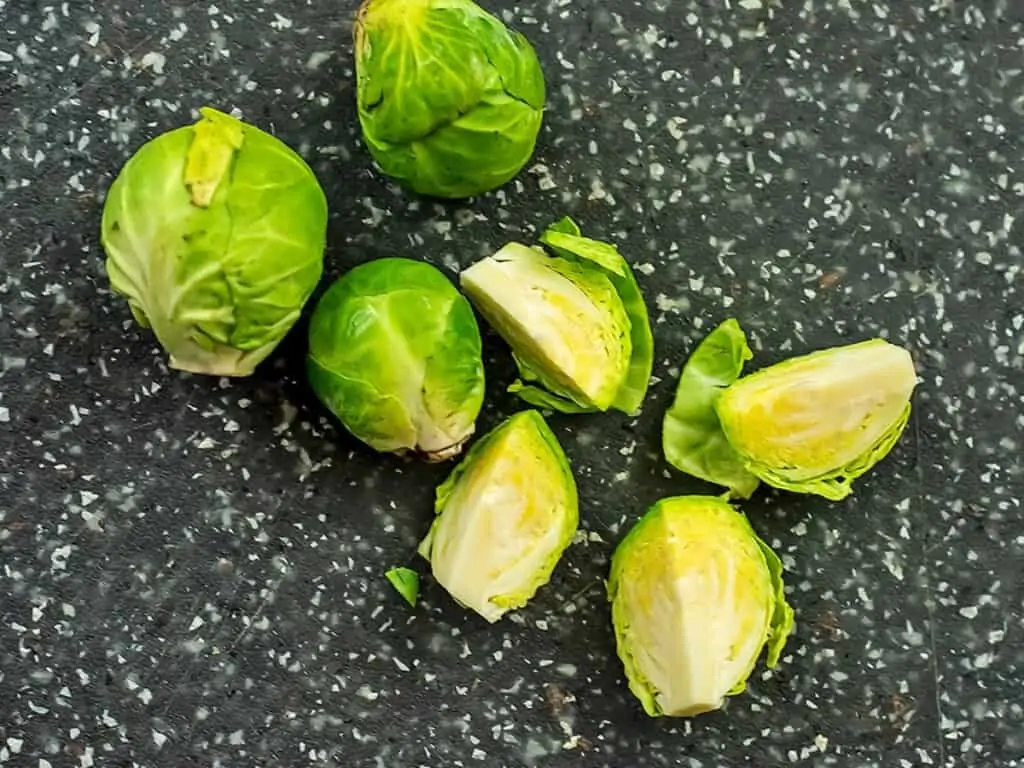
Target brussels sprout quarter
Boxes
[716,337,918,501]
[354,0,546,199]
[609,496,794,718]
[306,258,486,461]
[100,106,328,377]
[418,410,578,622]
[460,217,654,415]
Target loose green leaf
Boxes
[386,567,421,607]
[662,318,760,499]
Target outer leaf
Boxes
[539,217,655,415]
[418,410,578,622]
[354,0,545,199]
[100,106,328,376]
[662,318,760,499]
[307,258,485,460]
[385,567,420,607]
[756,537,795,667]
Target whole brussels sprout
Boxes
[609,495,794,718]
[460,217,655,415]
[418,410,578,622]
[101,106,328,377]
[354,0,546,199]
[663,319,918,501]
[306,257,485,461]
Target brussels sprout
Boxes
[608,495,794,718]
[662,318,761,499]
[354,0,546,199]
[460,217,654,415]
[417,410,578,622]
[716,335,917,501]
[306,258,485,461]
[101,106,328,377]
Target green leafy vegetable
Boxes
[100,106,328,376]
[418,410,578,622]
[354,0,546,199]
[306,258,485,461]
[608,495,794,718]
[662,318,760,499]
[716,337,917,501]
[460,217,654,415]
[386,567,421,607]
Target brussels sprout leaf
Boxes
[385,567,420,608]
[662,318,760,500]
[756,537,796,667]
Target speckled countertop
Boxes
[1,1,1022,766]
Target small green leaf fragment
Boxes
[386,566,420,607]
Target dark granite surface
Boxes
[1,1,1022,766]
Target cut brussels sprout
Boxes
[354,0,546,199]
[662,319,761,499]
[460,217,654,415]
[306,258,485,461]
[417,410,578,622]
[716,336,917,501]
[608,495,794,718]
[101,106,328,376]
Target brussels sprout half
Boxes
[418,410,578,623]
[608,495,794,718]
[716,337,918,501]
[306,258,486,462]
[101,106,328,376]
[460,217,654,415]
[354,0,546,199]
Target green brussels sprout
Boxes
[663,319,918,501]
[662,318,760,499]
[353,0,546,199]
[608,495,794,718]
[417,410,578,622]
[460,217,655,415]
[101,106,328,377]
[717,332,917,501]
[306,258,485,461]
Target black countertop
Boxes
[2,1,1022,766]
